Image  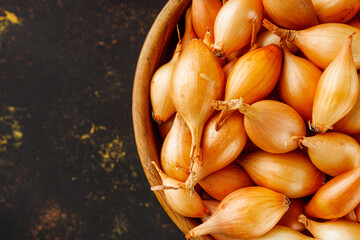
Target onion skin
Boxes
[185,112,247,188]
[160,114,191,181]
[213,0,264,57]
[222,58,237,81]
[278,41,321,122]
[244,225,316,240]
[182,7,197,50]
[238,150,325,198]
[299,132,360,177]
[299,214,360,240]
[199,163,254,201]
[186,186,290,239]
[355,204,360,222]
[278,198,306,232]
[305,167,360,219]
[191,0,222,41]
[263,19,360,70]
[157,114,174,139]
[346,15,360,30]
[263,0,318,30]
[257,31,298,53]
[333,73,360,135]
[312,0,360,23]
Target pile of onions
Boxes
[148,0,360,239]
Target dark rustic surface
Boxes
[0,0,184,239]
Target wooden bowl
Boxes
[132,0,213,239]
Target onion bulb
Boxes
[214,99,306,153]
[182,7,197,50]
[311,33,359,133]
[299,214,360,240]
[278,198,307,232]
[343,210,358,222]
[238,150,325,198]
[199,163,254,201]
[346,15,360,30]
[222,58,237,80]
[355,204,360,222]
[278,40,321,122]
[312,0,360,23]
[305,167,360,219]
[157,114,174,139]
[263,19,360,69]
[257,31,298,53]
[160,114,191,181]
[171,38,225,192]
[213,0,264,57]
[216,44,283,130]
[150,161,208,218]
[150,42,180,122]
[185,186,290,239]
[297,132,360,177]
[243,225,316,240]
[262,0,318,30]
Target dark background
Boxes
[0,0,184,239]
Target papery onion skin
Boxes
[160,114,191,181]
[191,0,222,41]
[355,204,360,222]
[213,0,264,57]
[299,132,360,177]
[186,186,290,239]
[257,31,298,53]
[263,20,360,70]
[182,7,197,50]
[262,0,318,30]
[278,198,306,232]
[305,167,360,219]
[199,163,254,201]
[185,112,247,188]
[222,58,237,81]
[245,225,316,240]
[238,150,325,198]
[346,15,360,30]
[312,0,360,23]
[299,214,360,240]
[343,210,358,222]
[157,114,175,139]
[278,41,321,122]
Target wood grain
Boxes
[132,0,214,239]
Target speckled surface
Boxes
[0,1,184,239]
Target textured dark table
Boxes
[0,1,184,239]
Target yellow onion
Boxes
[297,132,360,177]
[311,34,359,133]
[263,19,360,69]
[354,134,360,144]
[257,31,298,53]
[150,42,180,122]
[333,73,360,135]
[305,167,360,219]
[278,40,321,122]
[157,114,174,139]
[299,214,360,240]
[222,58,237,80]
[214,99,306,153]
[355,204,360,222]
[182,7,197,50]
[262,0,318,30]
[346,14,360,30]
[215,44,283,130]
[185,112,247,190]
[278,198,306,232]
[160,114,191,181]
[192,0,222,42]
[213,0,264,57]
[150,162,208,218]
[199,163,254,201]
[343,210,358,222]
[171,38,225,182]
[238,150,325,198]
[186,186,290,239]
[312,0,360,23]
[244,225,316,240]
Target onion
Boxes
[346,14,360,30]
[312,0,360,23]
[343,210,358,222]
[278,40,321,122]
[263,19,360,70]
[298,214,360,240]
[186,186,290,239]
[214,99,306,153]
[222,58,237,80]
[257,31,298,53]
[305,167,360,219]
[181,7,197,50]
[262,0,318,30]
[213,0,264,57]
[297,132,360,177]
[150,162,208,218]
[356,204,360,222]
[160,114,191,181]
[185,112,247,190]
[171,38,225,193]
[192,0,222,42]
[215,44,283,130]
[157,114,174,139]
[278,198,306,232]
[311,33,359,133]
[199,163,254,201]
[238,150,325,198]
[244,225,316,240]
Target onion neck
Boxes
[263,19,297,42]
